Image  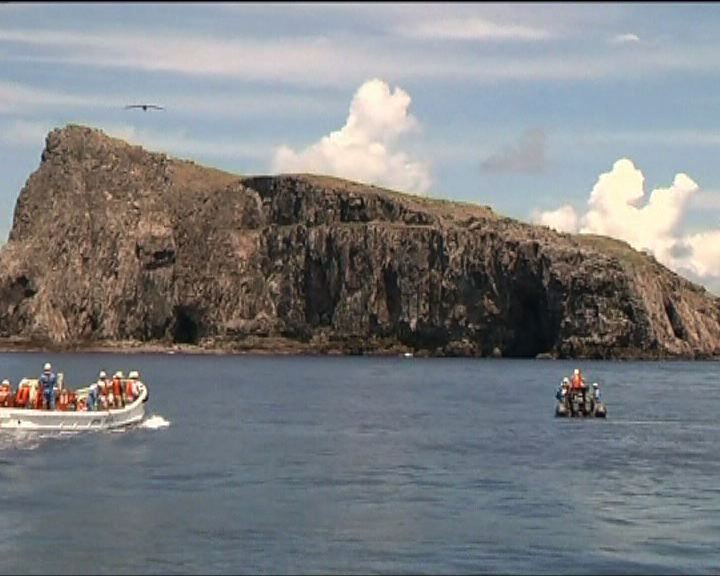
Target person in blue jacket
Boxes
[39,362,57,410]
[556,377,569,402]
[87,371,105,411]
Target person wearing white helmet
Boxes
[96,370,109,410]
[126,370,141,402]
[87,370,104,411]
[569,368,587,414]
[592,382,601,402]
[0,378,11,407]
[556,377,569,402]
[39,362,57,410]
[111,371,125,409]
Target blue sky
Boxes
[2,2,720,294]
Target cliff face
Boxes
[1,124,719,358]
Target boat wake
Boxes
[0,429,82,450]
[139,414,171,430]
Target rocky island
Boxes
[0,124,718,359]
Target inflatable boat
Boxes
[0,376,148,431]
[555,389,606,418]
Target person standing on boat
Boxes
[556,378,569,402]
[89,372,104,411]
[39,362,57,411]
[570,368,587,408]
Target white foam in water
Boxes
[0,431,40,451]
[139,414,171,429]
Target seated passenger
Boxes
[97,371,110,410]
[111,372,125,408]
[0,379,12,407]
[15,381,30,408]
[126,370,142,402]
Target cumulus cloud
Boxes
[682,231,720,278]
[533,158,720,291]
[581,159,698,258]
[272,78,431,194]
[481,128,547,173]
[532,204,578,234]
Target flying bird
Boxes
[124,104,164,111]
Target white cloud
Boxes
[533,158,720,287]
[533,204,578,233]
[0,27,361,87]
[610,33,640,44]
[0,32,608,85]
[481,128,547,173]
[581,159,697,254]
[272,78,431,195]
[396,17,552,41]
[683,231,720,278]
[3,24,720,87]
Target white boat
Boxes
[0,377,149,431]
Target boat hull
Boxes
[0,385,148,431]
[555,397,607,418]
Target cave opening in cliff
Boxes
[505,285,554,358]
[304,256,334,326]
[172,305,200,344]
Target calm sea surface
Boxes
[0,352,718,575]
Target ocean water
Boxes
[0,352,718,575]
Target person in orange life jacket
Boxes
[126,371,141,402]
[570,368,587,406]
[111,371,125,408]
[0,379,12,407]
